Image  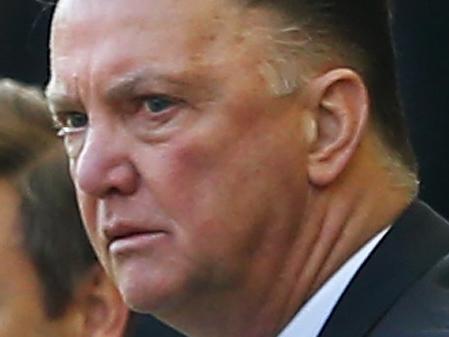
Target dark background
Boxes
[392,0,449,218]
[0,3,447,213]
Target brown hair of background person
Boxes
[0,78,128,337]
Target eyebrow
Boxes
[104,66,206,102]
[46,66,217,110]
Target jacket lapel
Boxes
[318,200,449,337]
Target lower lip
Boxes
[109,232,168,255]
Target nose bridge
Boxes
[73,113,138,197]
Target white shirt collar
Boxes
[277,227,390,337]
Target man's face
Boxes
[0,180,79,337]
[49,0,312,315]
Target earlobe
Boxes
[77,265,129,337]
[307,68,369,186]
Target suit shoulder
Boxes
[370,216,449,337]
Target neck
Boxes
[160,143,414,337]
[276,140,415,334]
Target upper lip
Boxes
[104,221,167,248]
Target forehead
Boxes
[48,0,277,100]
[51,0,246,73]
[52,0,227,50]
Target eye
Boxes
[66,112,88,128]
[143,95,177,114]
[54,111,88,135]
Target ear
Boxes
[306,68,369,186]
[75,265,129,337]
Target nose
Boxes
[72,122,139,198]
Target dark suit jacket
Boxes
[129,313,186,337]
[319,200,449,337]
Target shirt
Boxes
[278,228,390,337]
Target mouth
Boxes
[105,223,169,254]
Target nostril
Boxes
[106,186,123,196]
[77,162,139,198]
[103,162,139,196]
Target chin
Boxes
[120,276,188,316]
[114,256,193,315]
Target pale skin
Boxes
[48,0,413,336]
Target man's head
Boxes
[48,0,417,335]
[0,79,128,337]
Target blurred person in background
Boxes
[0,78,128,337]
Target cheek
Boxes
[144,138,226,227]
[73,102,306,231]
[147,108,306,237]
[155,133,306,282]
